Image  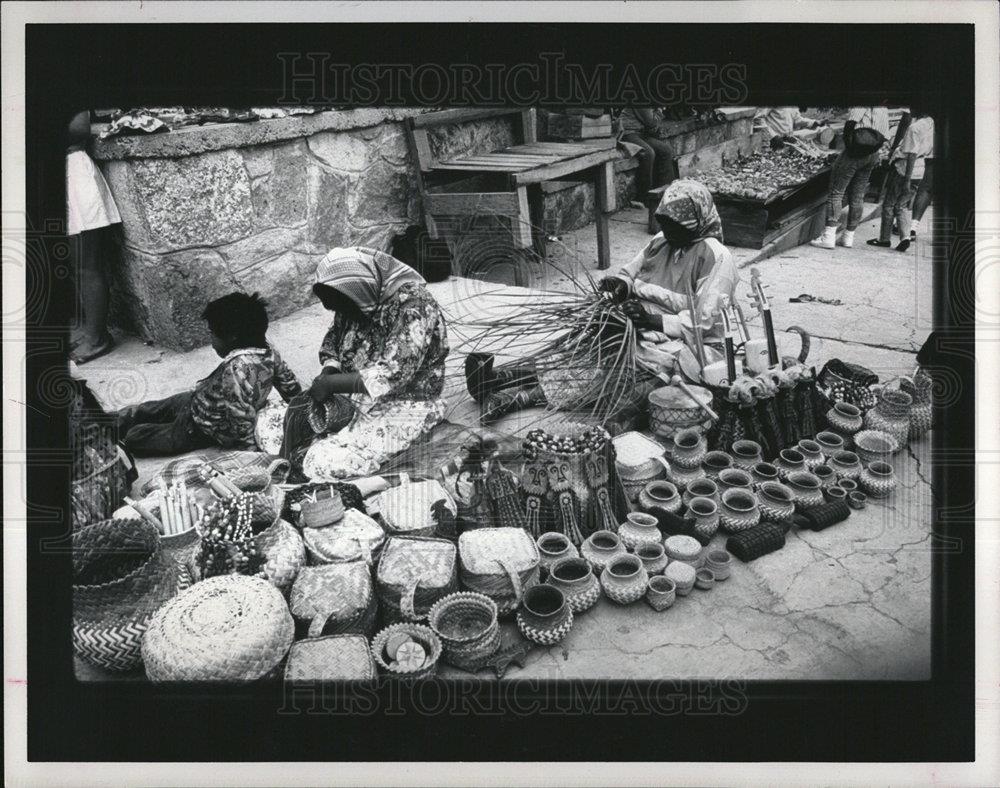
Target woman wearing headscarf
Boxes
[278,247,449,479]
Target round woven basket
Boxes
[371,622,443,680]
[648,384,713,438]
[428,592,500,671]
[537,362,603,411]
[141,574,294,682]
[73,518,190,672]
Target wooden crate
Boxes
[547,113,613,140]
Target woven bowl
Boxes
[371,623,443,679]
[428,592,498,647]
[853,430,900,465]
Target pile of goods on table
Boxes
[696,146,829,202]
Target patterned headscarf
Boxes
[314,247,425,314]
[653,179,723,244]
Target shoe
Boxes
[839,230,855,248]
[867,239,891,248]
[810,226,836,249]
[910,230,916,239]
[895,239,911,252]
[70,335,115,365]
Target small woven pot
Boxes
[901,370,933,440]
[600,554,649,605]
[700,451,734,480]
[517,584,573,645]
[668,462,706,491]
[547,556,601,614]
[536,532,578,580]
[371,623,443,679]
[687,496,720,541]
[730,440,763,471]
[864,388,912,447]
[664,534,703,565]
[635,542,669,576]
[716,467,753,495]
[695,568,716,590]
[649,384,714,439]
[757,482,795,525]
[815,431,845,459]
[142,575,294,682]
[838,478,859,494]
[860,461,897,498]
[645,576,676,611]
[848,491,868,510]
[786,471,824,511]
[830,450,864,481]
[796,439,824,470]
[750,462,780,489]
[682,477,719,507]
[826,401,863,436]
[670,428,708,469]
[580,530,626,573]
[853,430,899,465]
[428,592,500,672]
[664,560,696,596]
[638,481,682,527]
[824,486,848,504]
[774,449,806,481]
[704,549,732,581]
[719,488,761,534]
[619,511,663,552]
[299,490,345,528]
[813,464,838,490]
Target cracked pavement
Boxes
[78,201,933,682]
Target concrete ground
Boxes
[76,201,933,681]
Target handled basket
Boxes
[73,518,190,672]
[373,478,457,538]
[289,562,378,638]
[301,508,387,566]
[458,527,541,616]
[375,536,458,623]
[284,634,377,683]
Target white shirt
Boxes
[753,107,814,140]
[66,150,121,236]
[892,116,935,180]
[847,106,891,139]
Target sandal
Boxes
[866,239,891,248]
[70,335,115,365]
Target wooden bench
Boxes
[404,108,621,278]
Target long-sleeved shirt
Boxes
[619,108,665,135]
[753,107,815,140]
[319,281,448,402]
[189,345,302,448]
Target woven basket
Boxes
[376,536,458,623]
[289,562,377,638]
[225,459,290,493]
[371,623,443,679]
[73,518,190,672]
[283,634,377,682]
[537,360,603,410]
[648,384,713,438]
[254,518,306,591]
[302,508,386,565]
[428,592,501,672]
[853,430,900,465]
[300,490,346,529]
[374,479,457,538]
[458,527,541,616]
[141,575,294,682]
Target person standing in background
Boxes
[67,110,121,364]
[868,107,934,252]
[811,105,891,250]
[618,107,679,233]
[753,106,821,147]
[909,134,935,240]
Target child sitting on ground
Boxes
[117,292,303,457]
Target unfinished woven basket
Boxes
[289,562,378,638]
[428,592,501,672]
[283,634,377,682]
[141,574,294,682]
[73,518,190,672]
[376,536,458,623]
[371,622,443,680]
[458,527,541,616]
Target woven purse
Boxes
[376,536,458,623]
[283,635,377,683]
[289,562,377,638]
[458,527,540,616]
[141,574,294,682]
[302,509,387,565]
[73,518,190,672]
[726,522,788,562]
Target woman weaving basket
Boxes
[466,180,738,422]
[278,247,450,480]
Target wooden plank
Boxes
[520,108,538,144]
[410,107,516,128]
[513,148,620,185]
[424,191,520,216]
[434,162,536,172]
[447,153,561,165]
[595,209,611,270]
[676,134,759,177]
[408,128,436,171]
[514,186,533,249]
[596,160,616,213]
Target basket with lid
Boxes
[289,561,377,638]
[301,508,386,566]
[372,478,457,538]
[375,535,458,623]
[458,526,541,616]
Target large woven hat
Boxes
[141,575,294,682]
